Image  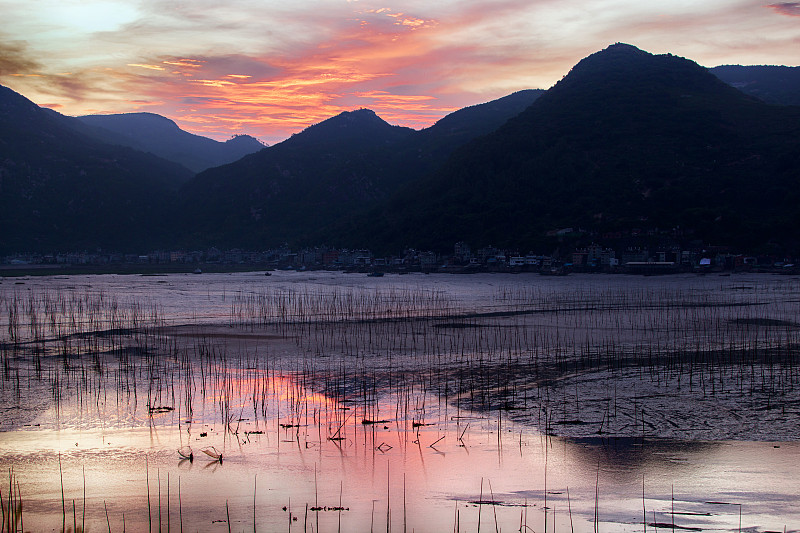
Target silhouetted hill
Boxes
[396,89,544,178]
[178,93,542,248]
[76,112,264,173]
[423,90,543,138]
[350,44,800,253]
[282,108,412,149]
[711,65,800,106]
[179,109,415,247]
[0,85,192,253]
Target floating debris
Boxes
[648,523,702,531]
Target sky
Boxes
[1,0,799,144]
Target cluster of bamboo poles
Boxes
[2,280,799,436]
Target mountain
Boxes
[348,44,800,253]
[0,85,193,253]
[10,45,799,256]
[76,113,265,173]
[178,92,542,248]
[399,90,544,178]
[424,90,544,138]
[179,109,415,247]
[711,65,800,106]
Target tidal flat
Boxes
[1,271,799,532]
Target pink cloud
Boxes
[98,14,497,142]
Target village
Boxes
[2,240,797,275]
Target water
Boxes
[1,271,799,531]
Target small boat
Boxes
[178,446,193,462]
[193,268,203,274]
[367,272,384,277]
[148,405,174,415]
[201,446,223,462]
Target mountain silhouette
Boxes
[711,65,800,106]
[349,44,800,253]
[178,92,542,248]
[76,112,265,173]
[0,85,192,252]
[4,44,800,255]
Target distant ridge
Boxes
[0,85,192,253]
[76,112,265,172]
[710,65,800,106]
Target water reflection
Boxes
[3,367,799,531]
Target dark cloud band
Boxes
[0,41,41,76]
[766,2,800,16]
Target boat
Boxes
[367,272,384,277]
[148,405,174,415]
[193,268,202,274]
[539,268,568,276]
[201,446,223,462]
[178,445,193,462]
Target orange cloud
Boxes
[107,13,474,142]
[163,59,205,68]
[128,63,166,71]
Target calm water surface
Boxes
[1,271,799,531]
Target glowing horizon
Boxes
[1,0,799,144]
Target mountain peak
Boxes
[603,42,648,54]
[544,43,735,101]
[282,108,413,149]
[565,43,669,77]
[297,108,391,134]
[346,108,378,116]
[328,108,386,126]
[224,134,266,148]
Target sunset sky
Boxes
[1,0,799,144]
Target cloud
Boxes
[0,41,41,76]
[766,2,800,16]
[128,63,166,71]
[5,0,800,143]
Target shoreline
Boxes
[2,263,797,278]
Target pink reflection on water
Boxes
[3,367,800,532]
